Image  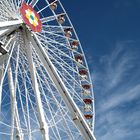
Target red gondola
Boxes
[82,84,91,89]
[83,98,92,104]
[75,55,83,64]
[84,114,93,119]
[79,69,87,75]
[79,69,88,79]
[71,41,79,50]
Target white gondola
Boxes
[57,14,65,24]
[50,2,57,10]
[84,104,92,112]
[82,89,91,96]
[64,28,72,38]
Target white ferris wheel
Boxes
[0,0,96,140]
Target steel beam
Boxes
[28,31,96,140]
[0,27,17,38]
[0,20,22,30]
[24,30,49,140]
[7,65,23,140]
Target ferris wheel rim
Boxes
[0,0,96,140]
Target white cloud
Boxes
[100,84,140,112]
[93,41,140,140]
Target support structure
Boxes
[0,27,17,38]
[0,65,3,84]
[7,65,23,140]
[0,20,22,30]
[28,31,96,140]
[0,34,16,113]
[24,30,49,140]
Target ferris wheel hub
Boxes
[20,2,42,32]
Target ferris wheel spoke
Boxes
[35,44,82,89]
[36,32,69,49]
[12,46,24,140]
[36,74,62,140]
[0,0,14,18]
[57,72,93,114]
[42,25,72,35]
[41,41,76,67]
[17,84,28,128]
[37,0,58,14]
[19,53,43,127]
[46,46,86,75]
[41,13,65,24]
[7,44,24,140]
[15,38,42,133]
[48,55,82,87]
[36,35,78,65]
[0,10,10,20]
[37,32,84,59]
[41,16,57,24]
[29,0,40,8]
[56,69,86,103]
[0,4,11,17]
[3,0,14,10]
[48,51,79,76]
[7,65,22,140]
[40,29,69,40]
[47,52,90,87]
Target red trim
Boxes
[84,114,93,119]
[20,2,42,32]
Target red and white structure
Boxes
[0,0,96,140]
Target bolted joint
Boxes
[16,129,23,140]
[40,122,48,135]
[73,114,79,121]
[16,133,23,140]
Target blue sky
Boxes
[62,0,140,140]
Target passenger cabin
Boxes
[82,84,91,89]
[84,104,92,112]
[49,0,58,10]
[82,89,91,95]
[71,41,79,50]
[64,28,72,38]
[83,98,92,104]
[57,14,65,24]
[79,69,88,79]
[84,114,93,119]
[75,55,83,64]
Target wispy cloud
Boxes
[92,41,140,140]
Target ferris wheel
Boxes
[0,0,96,140]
